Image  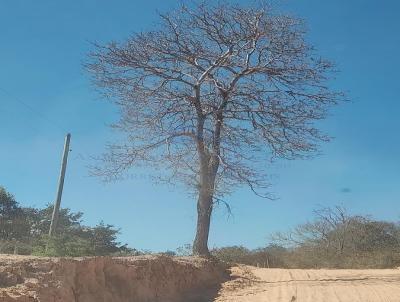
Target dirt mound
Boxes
[0,255,228,302]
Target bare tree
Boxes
[86,2,343,256]
[271,206,350,253]
[270,206,400,268]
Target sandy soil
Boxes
[215,266,400,302]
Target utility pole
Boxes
[48,133,71,237]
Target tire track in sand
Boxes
[215,267,400,302]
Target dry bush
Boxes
[270,206,400,268]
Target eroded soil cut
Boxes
[0,255,228,302]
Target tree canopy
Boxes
[87,1,343,255]
[0,186,132,256]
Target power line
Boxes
[0,86,67,133]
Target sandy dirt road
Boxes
[215,266,400,302]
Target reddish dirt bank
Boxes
[0,255,228,302]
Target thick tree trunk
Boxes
[192,188,213,256]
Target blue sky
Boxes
[0,0,399,252]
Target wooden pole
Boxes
[48,133,71,237]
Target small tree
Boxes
[0,186,30,252]
[88,222,124,256]
[87,2,342,256]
